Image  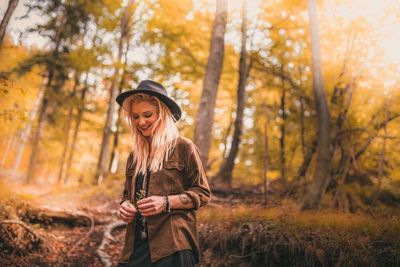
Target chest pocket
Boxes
[162,161,185,194]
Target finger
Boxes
[121,203,136,211]
[141,205,163,216]
[138,202,155,210]
[138,204,158,213]
[120,209,135,218]
[121,205,136,213]
[137,197,154,205]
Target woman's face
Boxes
[131,100,159,138]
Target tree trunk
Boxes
[263,105,270,206]
[13,77,47,172]
[1,133,16,167]
[109,39,131,174]
[57,72,80,184]
[26,75,53,183]
[64,73,89,184]
[372,96,390,204]
[302,0,332,210]
[218,1,247,186]
[96,1,134,185]
[279,64,287,186]
[26,12,65,183]
[298,66,306,159]
[193,0,227,168]
[0,0,19,47]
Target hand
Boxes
[119,201,137,223]
[137,196,165,217]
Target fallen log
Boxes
[23,204,93,227]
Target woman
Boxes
[115,80,211,267]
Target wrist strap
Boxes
[164,195,171,213]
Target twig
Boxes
[67,214,95,257]
[96,220,126,267]
[228,250,264,259]
[0,219,40,240]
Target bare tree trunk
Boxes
[57,72,80,184]
[218,1,247,186]
[64,73,89,184]
[372,96,390,204]
[263,105,270,207]
[279,64,287,186]
[0,0,19,47]
[298,66,306,159]
[302,0,332,210]
[221,113,233,159]
[26,72,54,183]
[13,77,47,172]
[110,37,131,174]
[109,41,130,174]
[1,133,15,167]
[193,0,227,168]
[26,12,65,183]
[96,1,134,185]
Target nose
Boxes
[138,117,146,126]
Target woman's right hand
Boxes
[119,201,137,223]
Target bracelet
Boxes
[162,196,167,212]
[164,195,171,213]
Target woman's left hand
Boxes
[137,196,165,217]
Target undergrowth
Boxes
[198,204,400,266]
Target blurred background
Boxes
[1,0,400,205]
[0,0,400,266]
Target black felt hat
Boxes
[116,80,182,122]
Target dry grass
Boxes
[199,201,400,236]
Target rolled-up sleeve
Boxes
[120,152,134,206]
[183,142,211,210]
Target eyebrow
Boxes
[132,110,155,116]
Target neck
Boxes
[146,136,152,143]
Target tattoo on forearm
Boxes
[179,194,191,205]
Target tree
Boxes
[217,1,249,186]
[96,0,135,185]
[0,0,19,47]
[302,0,332,210]
[23,0,94,183]
[193,0,227,168]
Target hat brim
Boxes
[116,89,182,122]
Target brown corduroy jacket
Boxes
[118,136,211,264]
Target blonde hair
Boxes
[123,93,180,177]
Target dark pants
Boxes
[117,238,196,267]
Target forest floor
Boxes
[0,176,400,267]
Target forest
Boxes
[1,0,400,266]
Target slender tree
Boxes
[13,76,47,172]
[193,0,227,168]
[64,73,90,184]
[218,1,248,185]
[279,64,287,186]
[57,72,81,184]
[25,0,94,183]
[0,0,19,47]
[302,0,332,210]
[96,0,135,184]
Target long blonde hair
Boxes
[123,93,180,177]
